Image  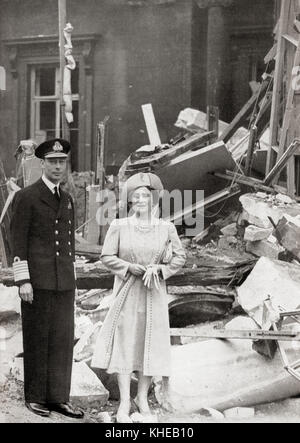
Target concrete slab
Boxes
[156,142,237,221]
[246,239,284,260]
[70,362,109,408]
[240,194,300,229]
[276,214,300,259]
[221,223,238,237]
[238,257,300,327]
[155,317,300,413]
[244,225,273,242]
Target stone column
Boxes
[197,0,233,115]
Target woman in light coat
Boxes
[92,173,186,423]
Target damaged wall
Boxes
[0,0,275,175]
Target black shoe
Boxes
[25,403,51,418]
[48,403,84,419]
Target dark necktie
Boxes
[54,186,60,202]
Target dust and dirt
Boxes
[1,376,300,423]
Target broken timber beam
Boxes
[164,184,241,225]
[219,78,271,144]
[264,139,300,186]
[266,0,291,174]
[170,328,300,342]
[126,131,214,172]
[245,125,258,176]
[213,171,276,194]
[0,260,256,290]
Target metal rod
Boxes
[170,328,300,342]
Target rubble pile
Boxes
[240,193,300,261]
[1,187,300,420]
[0,285,22,390]
[152,190,300,415]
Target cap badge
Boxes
[53,141,64,152]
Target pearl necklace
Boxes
[134,222,155,233]
[133,216,157,233]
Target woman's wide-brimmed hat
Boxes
[122,172,164,202]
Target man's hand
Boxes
[19,283,34,304]
[128,264,147,277]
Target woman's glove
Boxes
[142,265,162,290]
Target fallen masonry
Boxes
[155,317,300,413]
[238,257,300,328]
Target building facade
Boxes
[0,0,276,175]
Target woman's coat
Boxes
[92,217,186,376]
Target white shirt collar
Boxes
[42,174,60,195]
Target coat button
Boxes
[55,231,59,235]
[56,252,60,256]
[55,220,59,224]
[68,242,71,246]
[56,241,59,246]
[69,221,72,225]
[69,231,71,235]
[69,252,72,256]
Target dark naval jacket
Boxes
[11,178,76,291]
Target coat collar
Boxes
[37,178,68,214]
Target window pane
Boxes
[40,101,56,131]
[35,67,56,96]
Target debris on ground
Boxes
[2,2,300,422]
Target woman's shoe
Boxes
[116,410,133,423]
[133,397,151,415]
[133,398,158,423]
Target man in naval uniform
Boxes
[10,139,84,419]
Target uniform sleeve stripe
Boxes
[13,260,30,283]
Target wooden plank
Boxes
[142,104,162,147]
[213,171,277,194]
[127,131,214,172]
[245,125,258,176]
[96,117,110,244]
[85,185,101,244]
[75,242,102,260]
[0,228,8,268]
[275,19,300,173]
[283,33,298,47]
[207,106,219,143]
[266,1,291,174]
[264,43,277,64]
[220,78,271,144]
[0,259,256,289]
[165,185,240,225]
[264,139,300,186]
[170,327,300,342]
[157,141,237,194]
[96,117,109,187]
